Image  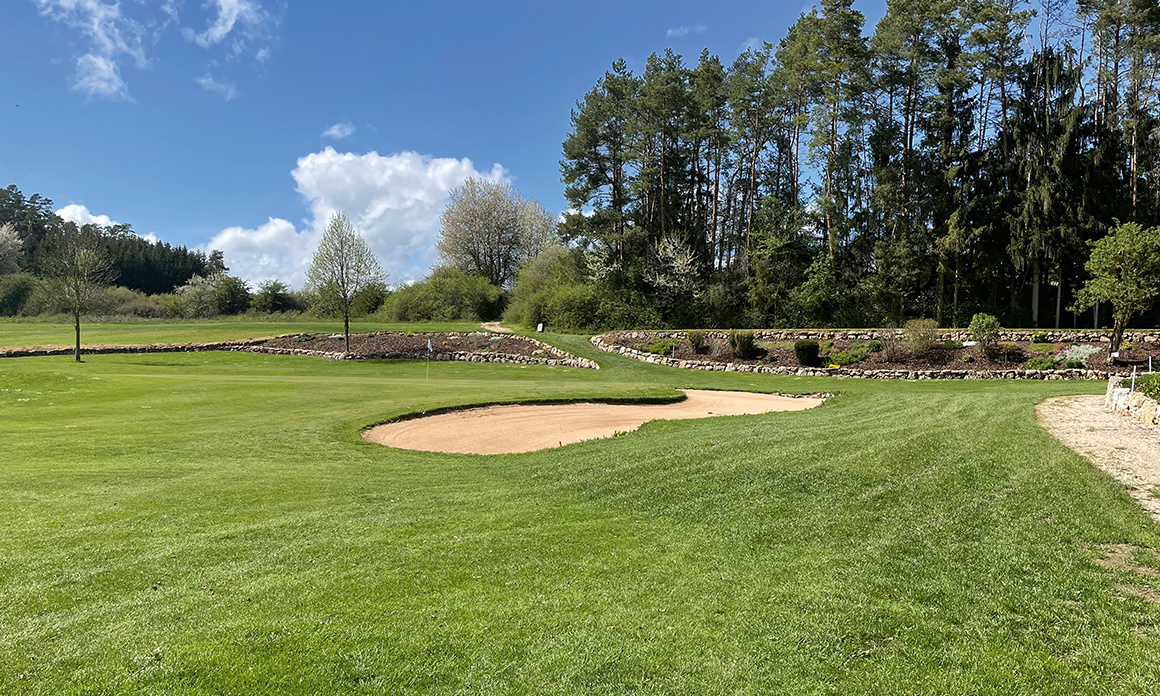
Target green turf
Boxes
[0,317,484,348]
[2,330,1158,694]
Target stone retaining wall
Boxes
[0,333,600,370]
[592,334,1108,381]
[617,328,1160,345]
[1105,377,1160,427]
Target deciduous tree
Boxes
[306,212,386,352]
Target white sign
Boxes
[536,323,544,333]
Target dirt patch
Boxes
[259,332,542,358]
[481,322,515,334]
[362,389,825,455]
[1095,544,1160,577]
[1038,395,1160,521]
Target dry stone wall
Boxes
[0,333,600,370]
[592,334,1108,381]
[1105,377,1160,428]
[616,328,1160,345]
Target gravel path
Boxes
[1038,395,1160,521]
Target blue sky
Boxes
[1,0,886,285]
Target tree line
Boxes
[550,0,1160,329]
[0,185,218,298]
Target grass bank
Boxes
[1,330,1156,694]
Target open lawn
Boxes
[2,326,1158,694]
[0,318,483,348]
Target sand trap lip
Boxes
[362,389,825,455]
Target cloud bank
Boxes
[56,204,158,242]
[206,147,507,287]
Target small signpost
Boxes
[536,322,544,333]
[427,338,432,381]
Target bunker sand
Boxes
[363,389,824,455]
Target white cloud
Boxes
[35,0,276,101]
[321,122,355,140]
[36,0,149,99]
[666,24,706,39]
[183,0,269,49]
[57,203,119,228]
[205,147,508,286]
[195,72,238,100]
[739,37,762,52]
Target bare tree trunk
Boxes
[1031,264,1040,327]
[344,309,351,353]
[74,305,82,363]
[1054,262,1063,329]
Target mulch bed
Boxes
[612,334,1154,374]
[256,332,546,358]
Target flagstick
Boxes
[426,352,430,381]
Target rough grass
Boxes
[1,325,1158,694]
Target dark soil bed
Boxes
[614,334,1154,374]
[258,332,546,358]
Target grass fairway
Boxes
[2,329,1158,694]
[0,318,482,348]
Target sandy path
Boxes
[1038,395,1160,521]
[480,322,515,334]
[363,389,824,455]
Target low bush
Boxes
[641,338,680,356]
[961,354,975,363]
[943,339,964,349]
[969,313,1001,346]
[687,330,707,354]
[381,267,503,322]
[794,339,820,366]
[866,339,883,353]
[0,273,38,316]
[904,319,939,358]
[1063,359,1085,369]
[1025,356,1056,371]
[729,330,757,359]
[1031,331,1049,343]
[1055,344,1101,366]
[829,345,870,366]
[1135,374,1160,399]
[880,334,905,362]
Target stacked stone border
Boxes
[591,333,1109,381]
[1105,377,1160,428]
[611,328,1160,345]
[0,332,600,370]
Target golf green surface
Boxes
[2,324,1158,694]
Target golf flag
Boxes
[427,339,433,353]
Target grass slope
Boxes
[1,331,1157,694]
[0,318,483,348]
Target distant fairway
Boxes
[0,317,482,348]
[2,326,1158,694]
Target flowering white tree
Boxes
[306,212,386,352]
[0,222,20,275]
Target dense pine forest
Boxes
[547,0,1160,329]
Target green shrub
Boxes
[251,280,304,314]
[211,275,251,315]
[794,339,821,366]
[961,354,974,363]
[866,339,883,353]
[1031,331,1049,343]
[969,312,1001,346]
[1136,375,1160,399]
[1025,356,1055,370]
[381,267,503,322]
[687,330,707,354]
[904,319,939,358]
[1063,359,1085,369]
[943,339,964,349]
[0,273,38,316]
[830,345,870,366]
[728,330,757,359]
[641,338,680,356]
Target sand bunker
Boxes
[362,389,824,455]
